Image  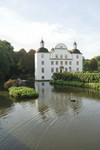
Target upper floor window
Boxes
[41,54,44,58]
[76,55,79,58]
[76,61,79,65]
[69,61,72,65]
[41,61,44,65]
[41,68,44,73]
[65,55,67,59]
[55,54,58,58]
[56,61,58,65]
[51,61,54,65]
[60,55,63,59]
[60,61,63,65]
[65,61,67,65]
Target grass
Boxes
[50,80,100,90]
[9,86,38,100]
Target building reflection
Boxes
[35,82,83,119]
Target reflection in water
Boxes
[0,81,100,150]
[35,82,83,118]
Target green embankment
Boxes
[50,73,100,90]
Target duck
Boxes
[68,98,76,102]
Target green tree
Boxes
[89,58,98,72]
[17,49,35,76]
[0,40,15,79]
[83,57,90,72]
[94,56,100,72]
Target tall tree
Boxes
[83,57,90,72]
[0,40,15,79]
[94,56,100,72]
[89,58,98,72]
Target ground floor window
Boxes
[77,68,79,72]
[56,68,58,72]
[51,68,54,73]
[65,68,67,72]
[42,76,44,79]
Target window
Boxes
[69,61,72,65]
[60,54,63,58]
[77,68,79,72]
[55,54,58,58]
[41,54,44,58]
[41,68,44,73]
[65,68,67,72]
[65,55,67,59]
[41,61,44,65]
[76,55,79,58]
[51,68,54,73]
[56,61,58,65]
[51,61,54,65]
[76,61,79,65]
[42,76,44,79]
[60,61,63,65]
[56,68,58,72]
[65,61,67,65]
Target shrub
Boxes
[4,79,19,88]
[9,86,38,99]
[52,73,100,83]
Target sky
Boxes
[0,0,100,59]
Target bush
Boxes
[52,73,100,83]
[9,86,38,99]
[4,79,19,88]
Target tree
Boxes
[0,40,15,79]
[94,56,100,72]
[83,57,90,72]
[17,49,36,76]
[89,58,98,72]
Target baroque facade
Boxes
[35,40,83,80]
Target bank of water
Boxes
[0,81,100,150]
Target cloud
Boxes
[0,6,100,59]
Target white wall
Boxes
[35,48,83,80]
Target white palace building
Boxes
[35,40,83,81]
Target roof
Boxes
[73,41,77,45]
[55,43,67,49]
[71,49,82,54]
[37,47,49,53]
[40,40,44,43]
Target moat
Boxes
[0,81,100,150]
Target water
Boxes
[0,82,100,150]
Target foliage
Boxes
[83,58,90,72]
[50,80,100,89]
[93,56,100,72]
[52,73,100,83]
[16,49,35,76]
[9,86,38,99]
[0,40,16,79]
[4,79,19,88]
[89,58,98,72]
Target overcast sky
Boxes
[0,0,100,59]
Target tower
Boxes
[73,41,77,49]
[40,39,44,48]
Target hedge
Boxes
[52,73,100,83]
